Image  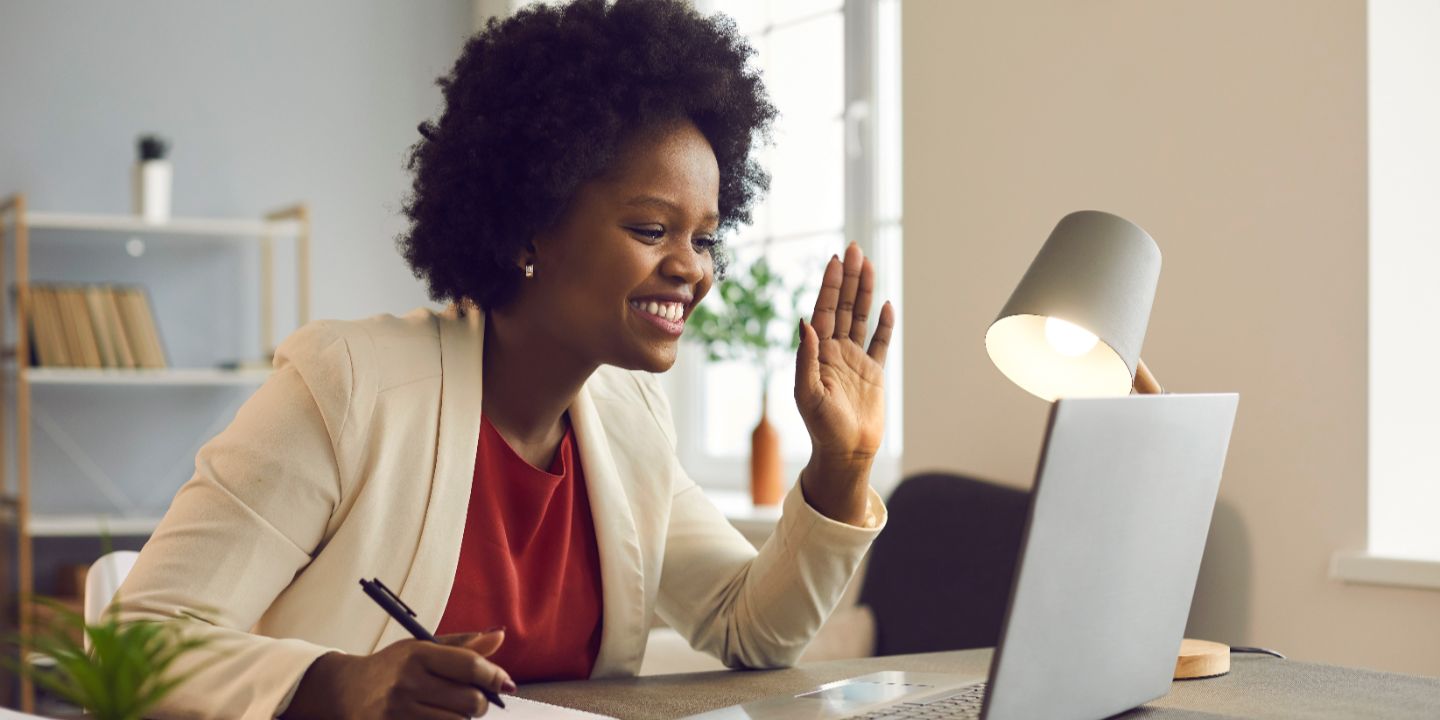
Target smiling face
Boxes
[503,119,720,373]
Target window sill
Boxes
[1330,551,1440,591]
[705,488,783,547]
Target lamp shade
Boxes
[985,210,1161,401]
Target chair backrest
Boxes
[858,473,1031,656]
[84,550,141,632]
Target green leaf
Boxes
[4,595,229,720]
[682,252,814,371]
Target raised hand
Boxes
[794,242,896,525]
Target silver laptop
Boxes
[688,393,1239,720]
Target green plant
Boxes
[687,255,807,392]
[4,598,217,720]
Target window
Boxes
[1332,0,1440,589]
[664,0,903,496]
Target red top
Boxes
[435,415,604,682]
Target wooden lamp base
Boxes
[1174,638,1230,679]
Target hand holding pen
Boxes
[281,579,515,718]
[361,578,511,711]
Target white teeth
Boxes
[631,300,685,323]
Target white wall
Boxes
[0,0,471,324]
[903,0,1440,676]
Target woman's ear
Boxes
[513,240,539,276]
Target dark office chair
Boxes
[858,472,1031,656]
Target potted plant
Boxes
[686,256,805,505]
[5,596,217,720]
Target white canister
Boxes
[134,159,172,223]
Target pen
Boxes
[360,578,507,711]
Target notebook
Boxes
[489,695,617,719]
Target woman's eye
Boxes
[692,236,718,252]
[626,226,665,243]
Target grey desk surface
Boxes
[518,649,1440,719]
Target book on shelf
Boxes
[20,283,166,370]
[65,287,103,368]
[54,288,88,367]
[84,286,118,368]
[27,286,64,367]
[119,286,167,368]
[101,286,137,368]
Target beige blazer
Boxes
[116,308,886,720]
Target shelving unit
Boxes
[0,193,310,712]
[24,367,273,387]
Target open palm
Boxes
[794,243,895,466]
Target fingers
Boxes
[849,257,875,344]
[437,629,506,657]
[794,319,823,406]
[470,629,505,657]
[832,243,864,339]
[411,704,472,720]
[812,243,891,358]
[810,255,843,340]
[415,674,492,719]
[867,301,896,367]
[420,643,512,695]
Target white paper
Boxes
[477,695,618,719]
[0,709,51,719]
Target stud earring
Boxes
[524,263,535,278]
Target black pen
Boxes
[360,578,507,710]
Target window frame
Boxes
[1330,0,1440,591]
[666,0,903,499]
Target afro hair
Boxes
[397,0,777,310]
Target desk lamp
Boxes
[985,210,1229,680]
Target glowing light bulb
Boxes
[1044,316,1098,357]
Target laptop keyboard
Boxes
[847,682,987,719]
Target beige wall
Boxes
[902,0,1440,676]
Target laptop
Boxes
[686,393,1239,720]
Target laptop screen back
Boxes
[983,393,1238,720]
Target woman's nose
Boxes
[661,242,706,283]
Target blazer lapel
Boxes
[571,384,648,677]
[371,309,648,672]
[375,309,484,649]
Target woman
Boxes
[116,1,896,718]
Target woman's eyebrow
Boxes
[624,195,720,224]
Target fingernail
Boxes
[831,254,839,262]
[482,625,506,633]
[502,679,518,693]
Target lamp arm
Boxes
[1133,358,1164,395]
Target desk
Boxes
[519,649,1440,719]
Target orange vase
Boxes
[750,392,784,506]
